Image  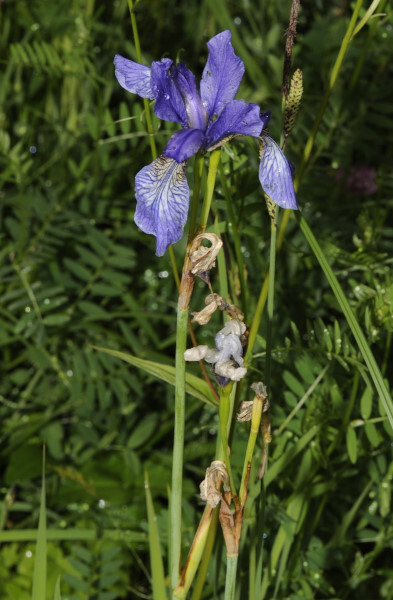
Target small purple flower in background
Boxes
[114,30,296,256]
[336,165,377,195]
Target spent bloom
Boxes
[184,318,247,384]
[114,30,297,255]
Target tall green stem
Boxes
[171,306,189,591]
[171,150,221,594]
[219,384,237,498]
[189,155,204,239]
[199,150,221,230]
[265,207,278,394]
[224,555,238,600]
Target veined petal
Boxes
[114,55,154,99]
[135,157,190,256]
[259,134,298,209]
[163,129,205,162]
[172,64,207,130]
[205,100,267,148]
[150,59,188,126]
[200,30,245,124]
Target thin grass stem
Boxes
[265,207,278,394]
[127,0,157,159]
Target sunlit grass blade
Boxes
[296,212,393,431]
[32,447,46,600]
[351,0,383,39]
[53,575,62,600]
[145,471,168,600]
[92,346,218,407]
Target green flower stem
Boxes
[171,305,189,592]
[199,150,221,230]
[265,207,278,394]
[224,555,238,600]
[171,150,222,593]
[246,273,269,365]
[189,154,204,240]
[239,393,264,504]
[219,160,248,314]
[219,384,237,498]
[296,212,393,430]
[127,0,157,160]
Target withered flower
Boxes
[200,460,230,508]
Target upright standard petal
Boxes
[114,55,154,99]
[205,100,267,149]
[258,134,298,209]
[172,63,208,130]
[163,129,205,162]
[135,156,190,256]
[200,30,245,123]
[150,59,188,126]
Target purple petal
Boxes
[114,55,154,99]
[200,30,245,123]
[135,156,190,256]
[172,64,207,129]
[150,59,188,126]
[163,129,205,162]
[205,100,267,148]
[259,134,298,209]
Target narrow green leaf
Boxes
[42,313,71,326]
[351,0,382,38]
[92,346,218,407]
[127,414,159,449]
[360,387,373,420]
[32,447,46,600]
[346,427,357,464]
[145,471,168,600]
[53,576,62,600]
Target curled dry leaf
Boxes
[189,233,223,276]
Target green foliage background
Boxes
[1,0,393,598]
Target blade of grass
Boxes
[32,446,46,600]
[145,471,168,600]
[92,346,218,407]
[53,576,62,600]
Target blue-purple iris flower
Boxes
[114,30,297,256]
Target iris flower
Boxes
[114,30,297,256]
